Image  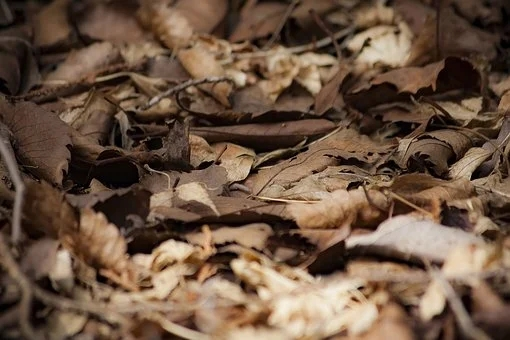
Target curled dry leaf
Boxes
[138,0,193,50]
[0,35,40,95]
[288,187,388,229]
[347,22,413,67]
[0,100,72,185]
[60,208,132,276]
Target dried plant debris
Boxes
[1,1,510,339]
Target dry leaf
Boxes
[0,100,72,185]
[288,188,388,229]
[346,214,486,264]
[178,46,232,107]
[60,208,132,276]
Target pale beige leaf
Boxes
[213,142,255,182]
[346,214,486,264]
[449,147,492,180]
[176,182,220,216]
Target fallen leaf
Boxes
[229,2,288,42]
[60,208,133,277]
[314,64,350,116]
[346,214,486,264]
[213,142,255,182]
[71,0,146,43]
[288,187,388,229]
[45,42,122,83]
[0,34,40,95]
[0,100,72,185]
[346,57,481,111]
[178,46,232,107]
[192,119,336,151]
[32,0,75,50]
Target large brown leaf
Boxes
[0,100,72,185]
[346,57,481,111]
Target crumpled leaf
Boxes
[347,22,413,67]
[61,208,133,276]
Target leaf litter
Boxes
[0,0,510,339]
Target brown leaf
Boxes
[213,142,255,182]
[192,119,336,152]
[70,90,117,144]
[340,303,415,340]
[246,128,393,195]
[229,2,288,42]
[346,57,481,111]
[71,0,146,43]
[24,180,78,239]
[45,42,122,83]
[390,173,474,217]
[60,208,131,275]
[472,281,510,340]
[172,0,228,34]
[177,46,232,107]
[314,65,350,116]
[407,7,498,66]
[395,129,477,176]
[0,100,72,185]
[32,0,75,50]
[138,0,193,50]
[288,187,388,229]
[0,34,40,95]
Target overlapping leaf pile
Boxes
[1,0,510,339]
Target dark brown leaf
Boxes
[0,100,72,185]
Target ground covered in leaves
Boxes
[1,0,510,339]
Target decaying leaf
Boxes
[0,100,72,185]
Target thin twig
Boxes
[234,25,355,59]
[310,9,342,61]
[263,0,300,49]
[32,286,128,325]
[0,234,36,339]
[142,77,234,111]
[428,267,491,340]
[146,312,210,340]
[0,123,25,243]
